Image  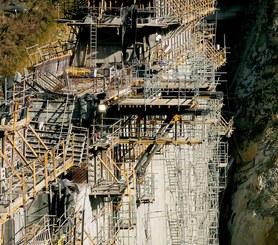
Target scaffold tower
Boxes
[0,0,233,244]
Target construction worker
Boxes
[57,234,66,245]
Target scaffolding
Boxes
[26,40,74,67]
[0,0,233,244]
[0,94,76,245]
[0,74,88,244]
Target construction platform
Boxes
[0,1,233,245]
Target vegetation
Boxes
[0,0,67,76]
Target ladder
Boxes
[169,219,180,245]
[167,208,181,245]
[165,146,178,192]
[155,0,160,17]
[132,58,137,82]
[89,16,97,69]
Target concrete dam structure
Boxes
[0,0,233,244]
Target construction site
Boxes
[0,0,234,244]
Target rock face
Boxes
[227,0,278,244]
[229,127,278,244]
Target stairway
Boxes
[24,215,53,244]
[166,0,183,18]
[25,122,69,160]
[70,126,88,166]
[29,97,74,125]
[168,218,180,245]
[165,148,178,191]
[0,124,74,224]
[204,40,227,69]
[25,123,87,167]
[36,73,66,93]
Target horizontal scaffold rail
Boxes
[118,98,193,107]
[117,137,202,145]
[59,0,216,26]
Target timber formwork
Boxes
[0,0,233,244]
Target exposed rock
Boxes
[241,143,259,163]
[225,0,278,244]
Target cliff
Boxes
[226,0,278,244]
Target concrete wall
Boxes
[137,154,168,245]
[34,56,71,76]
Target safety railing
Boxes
[26,40,74,67]
[0,124,75,225]
[25,215,55,245]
